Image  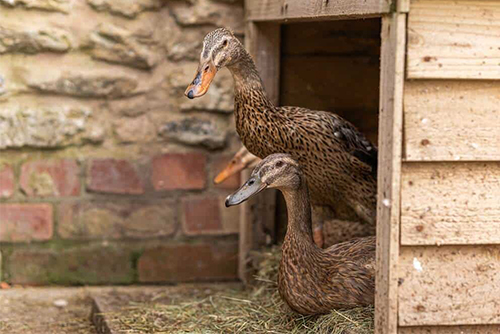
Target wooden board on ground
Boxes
[246,0,390,22]
[401,162,500,246]
[398,245,500,326]
[407,0,500,79]
[404,80,500,161]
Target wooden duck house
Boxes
[241,0,500,333]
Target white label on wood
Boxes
[401,162,500,245]
[407,0,500,79]
[399,245,500,326]
[404,80,500,161]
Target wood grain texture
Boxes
[246,0,390,22]
[399,245,500,326]
[399,325,500,334]
[239,21,280,283]
[404,80,500,161]
[407,0,500,79]
[401,162,500,246]
[375,13,406,334]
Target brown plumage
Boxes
[186,28,377,226]
[226,154,375,315]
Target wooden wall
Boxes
[395,0,500,332]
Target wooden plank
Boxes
[398,245,500,326]
[407,0,500,79]
[399,325,500,334]
[404,80,500,161]
[375,12,406,334]
[401,162,500,246]
[238,21,280,283]
[246,0,391,22]
[281,19,381,57]
[398,0,410,13]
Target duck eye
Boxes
[222,39,228,47]
[248,179,255,186]
[275,161,283,168]
[204,66,209,72]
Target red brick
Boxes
[0,204,53,242]
[20,159,80,197]
[58,200,177,239]
[138,242,238,283]
[182,196,222,235]
[212,155,241,190]
[151,153,206,191]
[0,164,15,198]
[218,195,240,234]
[87,159,144,194]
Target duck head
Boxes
[225,154,303,207]
[185,28,244,99]
[214,146,261,185]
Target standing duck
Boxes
[185,28,377,227]
[226,154,375,315]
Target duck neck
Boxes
[227,51,274,109]
[281,182,315,246]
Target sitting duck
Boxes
[226,154,375,315]
[214,146,374,248]
[185,28,377,230]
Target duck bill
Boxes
[214,159,246,184]
[225,176,267,207]
[184,62,217,99]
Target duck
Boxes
[225,153,375,315]
[214,146,374,248]
[185,28,377,229]
[213,146,260,185]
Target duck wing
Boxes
[328,114,378,176]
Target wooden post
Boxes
[375,12,406,334]
[238,20,281,283]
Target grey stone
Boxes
[0,106,91,149]
[159,118,227,150]
[0,75,5,96]
[114,115,155,143]
[0,26,71,54]
[88,23,158,70]
[170,0,244,33]
[0,0,70,13]
[87,0,162,18]
[28,74,139,98]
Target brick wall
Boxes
[0,0,243,285]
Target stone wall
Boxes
[0,0,244,285]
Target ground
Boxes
[0,287,97,334]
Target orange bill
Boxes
[185,62,217,99]
[214,158,246,184]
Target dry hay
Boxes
[105,246,374,334]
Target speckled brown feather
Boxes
[201,28,378,225]
[243,154,375,315]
